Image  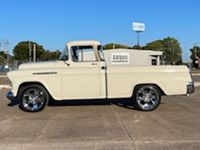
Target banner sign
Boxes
[132,22,145,32]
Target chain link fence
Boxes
[0,60,28,73]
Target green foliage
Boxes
[132,45,143,50]
[103,43,131,50]
[162,37,182,64]
[144,37,182,64]
[44,50,61,61]
[0,51,7,62]
[0,51,14,63]
[190,46,200,60]
[13,41,61,61]
[143,40,163,51]
[190,46,200,68]
[13,41,46,61]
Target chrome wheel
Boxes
[22,88,45,111]
[134,85,161,111]
[19,85,49,112]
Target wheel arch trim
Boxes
[133,83,166,96]
[17,81,54,99]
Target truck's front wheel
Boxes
[18,84,49,112]
[133,85,161,111]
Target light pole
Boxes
[132,22,145,47]
[137,31,140,46]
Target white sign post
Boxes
[132,22,145,46]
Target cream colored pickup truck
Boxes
[7,40,194,112]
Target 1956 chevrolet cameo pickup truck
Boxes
[7,40,194,112]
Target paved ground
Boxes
[0,87,200,150]
[192,75,200,82]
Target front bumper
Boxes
[7,91,14,100]
[187,82,195,95]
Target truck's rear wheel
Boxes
[133,85,161,111]
[18,84,49,112]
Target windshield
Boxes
[98,45,105,61]
[59,46,68,61]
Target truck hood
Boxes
[18,61,58,69]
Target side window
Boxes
[71,46,96,62]
[152,59,157,65]
[59,46,68,60]
[98,45,105,61]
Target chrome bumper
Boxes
[7,91,14,100]
[187,82,195,95]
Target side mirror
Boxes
[64,55,68,61]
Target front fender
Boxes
[8,69,62,100]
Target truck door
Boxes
[62,45,106,99]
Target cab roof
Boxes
[66,40,102,47]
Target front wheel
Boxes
[133,85,161,111]
[18,84,49,112]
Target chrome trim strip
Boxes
[32,72,57,75]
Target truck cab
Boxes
[59,40,107,99]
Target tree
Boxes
[13,41,46,61]
[44,50,61,61]
[50,50,61,60]
[143,40,163,51]
[103,43,131,50]
[132,45,143,50]
[190,46,200,68]
[190,46,200,60]
[143,37,182,64]
[0,51,7,62]
[162,37,182,64]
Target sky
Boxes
[0,0,200,62]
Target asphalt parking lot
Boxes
[0,85,200,150]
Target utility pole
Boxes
[4,40,9,68]
[33,44,36,62]
[29,41,32,62]
[194,43,197,59]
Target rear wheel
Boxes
[133,85,161,111]
[18,84,49,112]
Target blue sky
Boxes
[0,0,200,62]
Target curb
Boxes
[192,74,200,76]
[0,85,11,90]
[195,82,200,87]
[0,75,7,78]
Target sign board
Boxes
[111,53,130,64]
[132,22,145,32]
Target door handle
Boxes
[91,63,98,65]
[101,66,107,70]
